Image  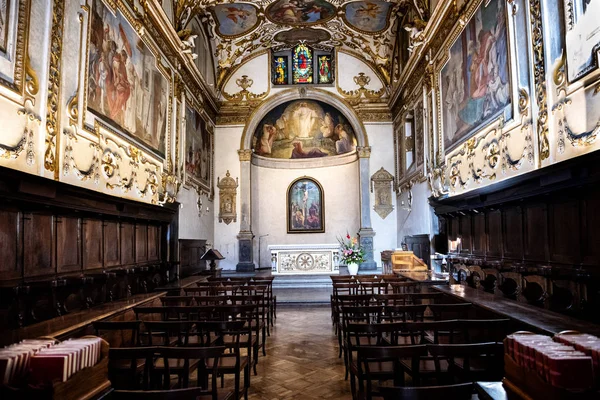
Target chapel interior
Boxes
[0,0,599,399]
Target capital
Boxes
[238,149,252,162]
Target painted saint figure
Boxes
[318,55,331,83]
[293,102,318,138]
[275,57,287,84]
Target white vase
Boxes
[347,262,359,276]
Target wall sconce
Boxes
[197,197,209,217]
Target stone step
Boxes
[272,274,333,289]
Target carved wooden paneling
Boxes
[135,223,148,263]
[487,211,502,258]
[449,218,459,240]
[549,199,581,264]
[459,215,472,254]
[0,209,22,281]
[56,217,82,273]
[120,223,135,265]
[472,213,485,256]
[83,219,103,270]
[503,207,523,260]
[524,204,548,262]
[23,213,55,278]
[148,225,159,262]
[103,221,120,267]
[582,194,600,265]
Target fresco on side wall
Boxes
[211,3,260,37]
[87,0,168,156]
[441,0,511,151]
[0,0,9,54]
[185,106,211,188]
[343,1,393,33]
[266,0,336,26]
[252,99,356,159]
[565,0,600,81]
[287,177,324,233]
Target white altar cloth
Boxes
[269,244,340,275]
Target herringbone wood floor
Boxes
[244,305,352,400]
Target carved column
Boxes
[236,149,255,271]
[357,146,378,271]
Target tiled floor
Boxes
[245,305,352,400]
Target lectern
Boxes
[200,248,225,272]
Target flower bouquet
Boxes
[338,233,364,275]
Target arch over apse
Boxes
[240,87,369,151]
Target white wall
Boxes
[251,161,361,268]
[396,181,435,247]
[213,125,244,270]
[178,187,214,242]
[366,123,397,268]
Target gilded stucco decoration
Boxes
[174,0,429,89]
[337,72,386,106]
[223,74,267,103]
[370,167,394,219]
[217,170,238,225]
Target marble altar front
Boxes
[269,244,340,275]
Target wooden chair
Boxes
[390,282,423,294]
[196,320,251,400]
[159,296,196,307]
[355,345,428,400]
[143,321,192,346]
[332,295,374,356]
[252,277,276,324]
[333,282,361,296]
[378,382,474,400]
[360,282,389,295]
[93,320,141,347]
[108,347,155,390]
[344,322,405,383]
[427,342,504,384]
[383,305,427,323]
[112,387,232,400]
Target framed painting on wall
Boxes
[0,0,10,54]
[565,0,600,81]
[287,177,325,233]
[86,0,169,157]
[185,105,211,191]
[440,0,512,152]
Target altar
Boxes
[269,244,340,275]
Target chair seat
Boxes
[207,355,249,371]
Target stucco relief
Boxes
[370,167,394,219]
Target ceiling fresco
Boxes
[172,1,431,89]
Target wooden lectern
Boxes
[391,250,428,272]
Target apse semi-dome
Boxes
[252,99,357,160]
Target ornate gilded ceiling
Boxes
[174,1,429,88]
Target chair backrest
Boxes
[330,275,356,282]
[154,346,225,392]
[427,342,504,383]
[195,320,250,352]
[357,345,428,398]
[427,303,473,320]
[333,282,361,296]
[143,321,192,346]
[402,320,460,344]
[112,388,215,400]
[93,320,141,347]
[340,305,384,327]
[345,322,405,348]
[108,347,156,390]
[383,304,427,322]
[360,282,389,295]
[159,296,195,307]
[390,281,423,294]
[378,382,474,400]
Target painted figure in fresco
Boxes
[335,124,355,154]
[223,6,252,26]
[292,209,305,228]
[293,102,318,138]
[318,56,330,83]
[306,202,320,228]
[275,57,287,84]
[290,141,328,158]
[257,124,277,155]
[320,112,335,138]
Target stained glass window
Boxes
[292,44,313,84]
[272,55,289,85]
[317,55,332,84]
